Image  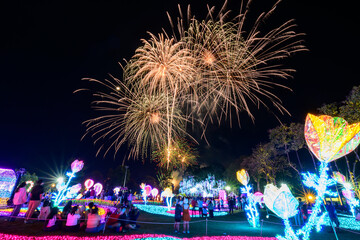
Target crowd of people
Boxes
[6,179,141,234]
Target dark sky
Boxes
[1,0,358,183]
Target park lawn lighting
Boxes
[273,114,360,240]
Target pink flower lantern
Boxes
[71,159,84,173]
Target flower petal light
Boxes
[71,159,84,173]
[305,114,360,162]
[264,184,298,219]
[237,169,250,186]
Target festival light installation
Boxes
[0,168,16,207]
[140,183,152,205]
[160,187,174,211]
[84,179,94,190]
[332,171,359,217]
[25,181,34,193]
[151,188,159,198]
[179,175,226,197]
[273,114,360,240]
[93,183,103,196]
[237,169,259,228]
[53,159,84,206]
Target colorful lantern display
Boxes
[264,184,298,219]
[275,114,360,240]
[25,181,34,193]
[93,183,103,196]
[0,168,17,207]
[84,179,95,189]
[237,169,250,186]
[236,169,259,228]
[71,160,84,173]
[151,188,159,198]
[53,159,84,206]
[161,187,174,211]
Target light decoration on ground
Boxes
[332,171,359,217]
[237,169,259,228]
[0,233,277,240]
[93,183,103,196]
[25,180,34,193]
[273,114,360,240]
[140,183,152,205]
[0,168,17,207]
[151,188,159,198]
[133,203,227,217]
[113,187,121,195]
[53,159,84,206]
[160,187,174,211]
[179,175,226,197]
[84,179,95,189]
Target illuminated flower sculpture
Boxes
[236,169,259,228]
[275,114,360,240]
[53,159,84,206]
[333,171,359,217]
[161,187,174,211]
[140,183,152,205]
[264,184,298,219]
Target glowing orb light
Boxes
[0,168,17,207]
[84,179,94,189]
[93,183,103,196]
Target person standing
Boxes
[8,182,27,222]
[174,198,182,233]
[326,201,340,228]
[191,198,197,217]
[208,200,214,218]
[198,198,203,217]
[228,197,234,214]
[182,198,191,233]
[25,179,44,223]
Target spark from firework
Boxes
[76,76,189,161]
[152,138,198,169]
[124,33,199,168]
[168,0,307,127]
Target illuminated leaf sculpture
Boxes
[276,114,360,240]
[305,114,360,162]
[332,171,346,185]
[264,184,298,219]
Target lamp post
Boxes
[123,166,129,188]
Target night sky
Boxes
[1,0,358,185]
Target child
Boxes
[43,207,62,231]
[202,207,208,218]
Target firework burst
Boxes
[152,138,198,169]
[168,0,306,126]
[77,77,188,160]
